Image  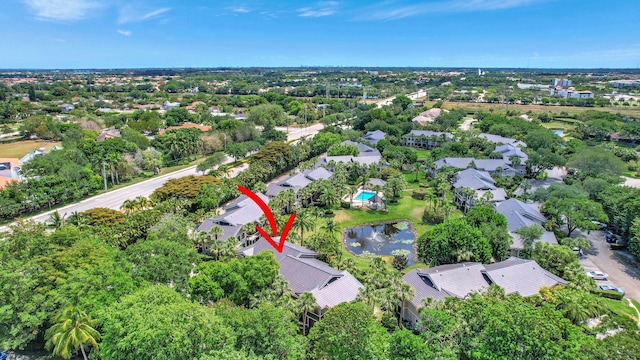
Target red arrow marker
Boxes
[238,185,296,253]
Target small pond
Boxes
[552,129,564,136]
[344,221,417,265]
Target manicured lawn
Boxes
[422,101,640,118]
[603,298,638,320]
[0,140,62,158]
[415,149,431,159]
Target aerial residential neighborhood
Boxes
[1,0,640,359]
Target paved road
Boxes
[578,228,640,302]
[623,176,640,189]
[0,123,324,232]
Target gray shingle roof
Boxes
[364,130,386,141]
[369,178,387,186]
[404,258,565,309]
[198,193,269,238]
[479,133,526,147]
[238,237,363,308]
[434,157,475,170]
[404,130,454,139]
[472,159,514,172]
[476,188,508,202]
[303,167,333,181]
[341,140,381,156]
[483,257,566,296]
[280,173,312,188]
[453,168,496,190]
[495,199,546,232]
[495,144,528,161]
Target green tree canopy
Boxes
[417,219,491,266]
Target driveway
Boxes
[459,117,477,131]
[576,228,640,302]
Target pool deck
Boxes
[345,187,384,209]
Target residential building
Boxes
[59,103,75,112]
[402,130,454,149]
[401,258,565,327]
[609,80,640,88]
[96,129,121,142]
[363,130,386,145]
[452,168,506,211]
[266,168,333,197]
[0,158,21,189]
[412,108,443,125]
[495,199,558,256]
[158,122,212,134]
[552,79,572,87]
[431,157,515,177]
[239,238,363,330]
[316,141,382,168]
[19,149,44,165]
[494,143,528,174]
[550,88,594,99]
[197,192,270,250]
[479,133,526,148]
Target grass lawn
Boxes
[0,140,62,158]
[415,149,431,159]
[603,298,639,321]
[422,101,640,118]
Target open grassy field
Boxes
[0,140,62,159]
[423,101,640,117]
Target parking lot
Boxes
[578,228,640,302]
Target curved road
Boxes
[0,123,324,233]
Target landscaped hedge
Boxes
[412,189,427,200]
[595,289,625,300]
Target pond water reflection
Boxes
[344,221,416,265]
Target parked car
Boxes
[592,220,607,230]
[0,351,7,360]
[599,284,625,295]
[586,271,609,280]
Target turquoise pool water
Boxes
[355,191,376,201]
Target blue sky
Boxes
[1,0,639,69]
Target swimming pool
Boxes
[355,191,376,201]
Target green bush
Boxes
[595,289,624,300]
[423,206,445,225]
[412,189,427,200]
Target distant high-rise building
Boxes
[552,78,572,87]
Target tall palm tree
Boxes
[45,306,100,360]
[292,210,314,246]
[357,285,377,309]
[322,219,339,236]
[411,162,422,182]
[391,277,415,327]
[208,226,224,259]
[297,292,318,335]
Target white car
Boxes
[586,271,608,280]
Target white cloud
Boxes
[364,0,547,20]
[118,5,171,24]
[22,0,104,21]
[230,6,250,13]
[298,1,339,17]
[117,29,132,36]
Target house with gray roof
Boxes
[197,192,270,251]
[431,157,515,177]
[495,199,558,256]
[363,130,386,145]
[266,168,333,197]
[402,258,565,328]
[315,141,382,168]
[479,133,526,148]
[452,168,501,212]
[494,143,528,174]
[239,237,363,331]
[402,130,454,149]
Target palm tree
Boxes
[208,226,224,259]
[391,277,415,327]
[297,292,318,335]
[337,257,357,274]
[322,219,339,236]
[411,162,422,183]
[45,306,100,360]
[319,187,340,210]
[293,209,314,246]
[357,285,377,309]
[48,211,66,229]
